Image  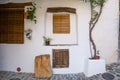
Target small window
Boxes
[53,14,70,34]
[52,49,69,68]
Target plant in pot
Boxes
[25,3,37,24]
[94,50,100,59]
[43,36,52,45]
[82,0,106,59]
[24,29,32,40]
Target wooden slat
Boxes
[47,7,76,14]
[0,2,32,8]
[52,49,69,68]
[0,7,24,44]
[53,14,70,34]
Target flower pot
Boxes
[84,59,106,77]
[45,41,50,45]
[94,55,100,59]
[24,12,29,19]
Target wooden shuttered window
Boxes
[52,49,69,68]
[0,3,32,44]
[0,5,25,43]
[53,14,70,34]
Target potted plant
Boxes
[25,3,37,24]
[82,0,106,77]
[43,36,52,45]
[82,0,106,59]
[94,50,100,59]
[24,29,32,40]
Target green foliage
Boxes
[97,0,105,5]
[43,36,52,42]
[90,0,105,5]
[90,10,98,24]
[25,29,32,40]
[26,3,37,24]
[89,0,105,25]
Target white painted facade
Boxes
[0,0,119,74]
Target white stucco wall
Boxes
[0,0,119,74]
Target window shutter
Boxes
[53,49,69,68]
[53,14,70,34]
[0,8,24,43]
[0,2,32,44]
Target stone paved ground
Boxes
[0,72,86,80]
[88,62,120,80]
[0,62,120,80]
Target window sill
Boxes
[44,44,78,46]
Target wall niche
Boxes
[44,7,78,46]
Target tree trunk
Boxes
[89,4,103,58]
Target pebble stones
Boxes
[10,78,21,80]
[1,62,120,80]
[102,73,115,80]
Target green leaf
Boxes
[26,3,37,23]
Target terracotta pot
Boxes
[94,55,100,59]
[24,12,29,19]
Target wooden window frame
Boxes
[52,49,69,68]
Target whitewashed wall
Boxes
[0,0,119,74]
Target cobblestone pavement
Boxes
[88,62,120,80]
[0,63,120,80]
